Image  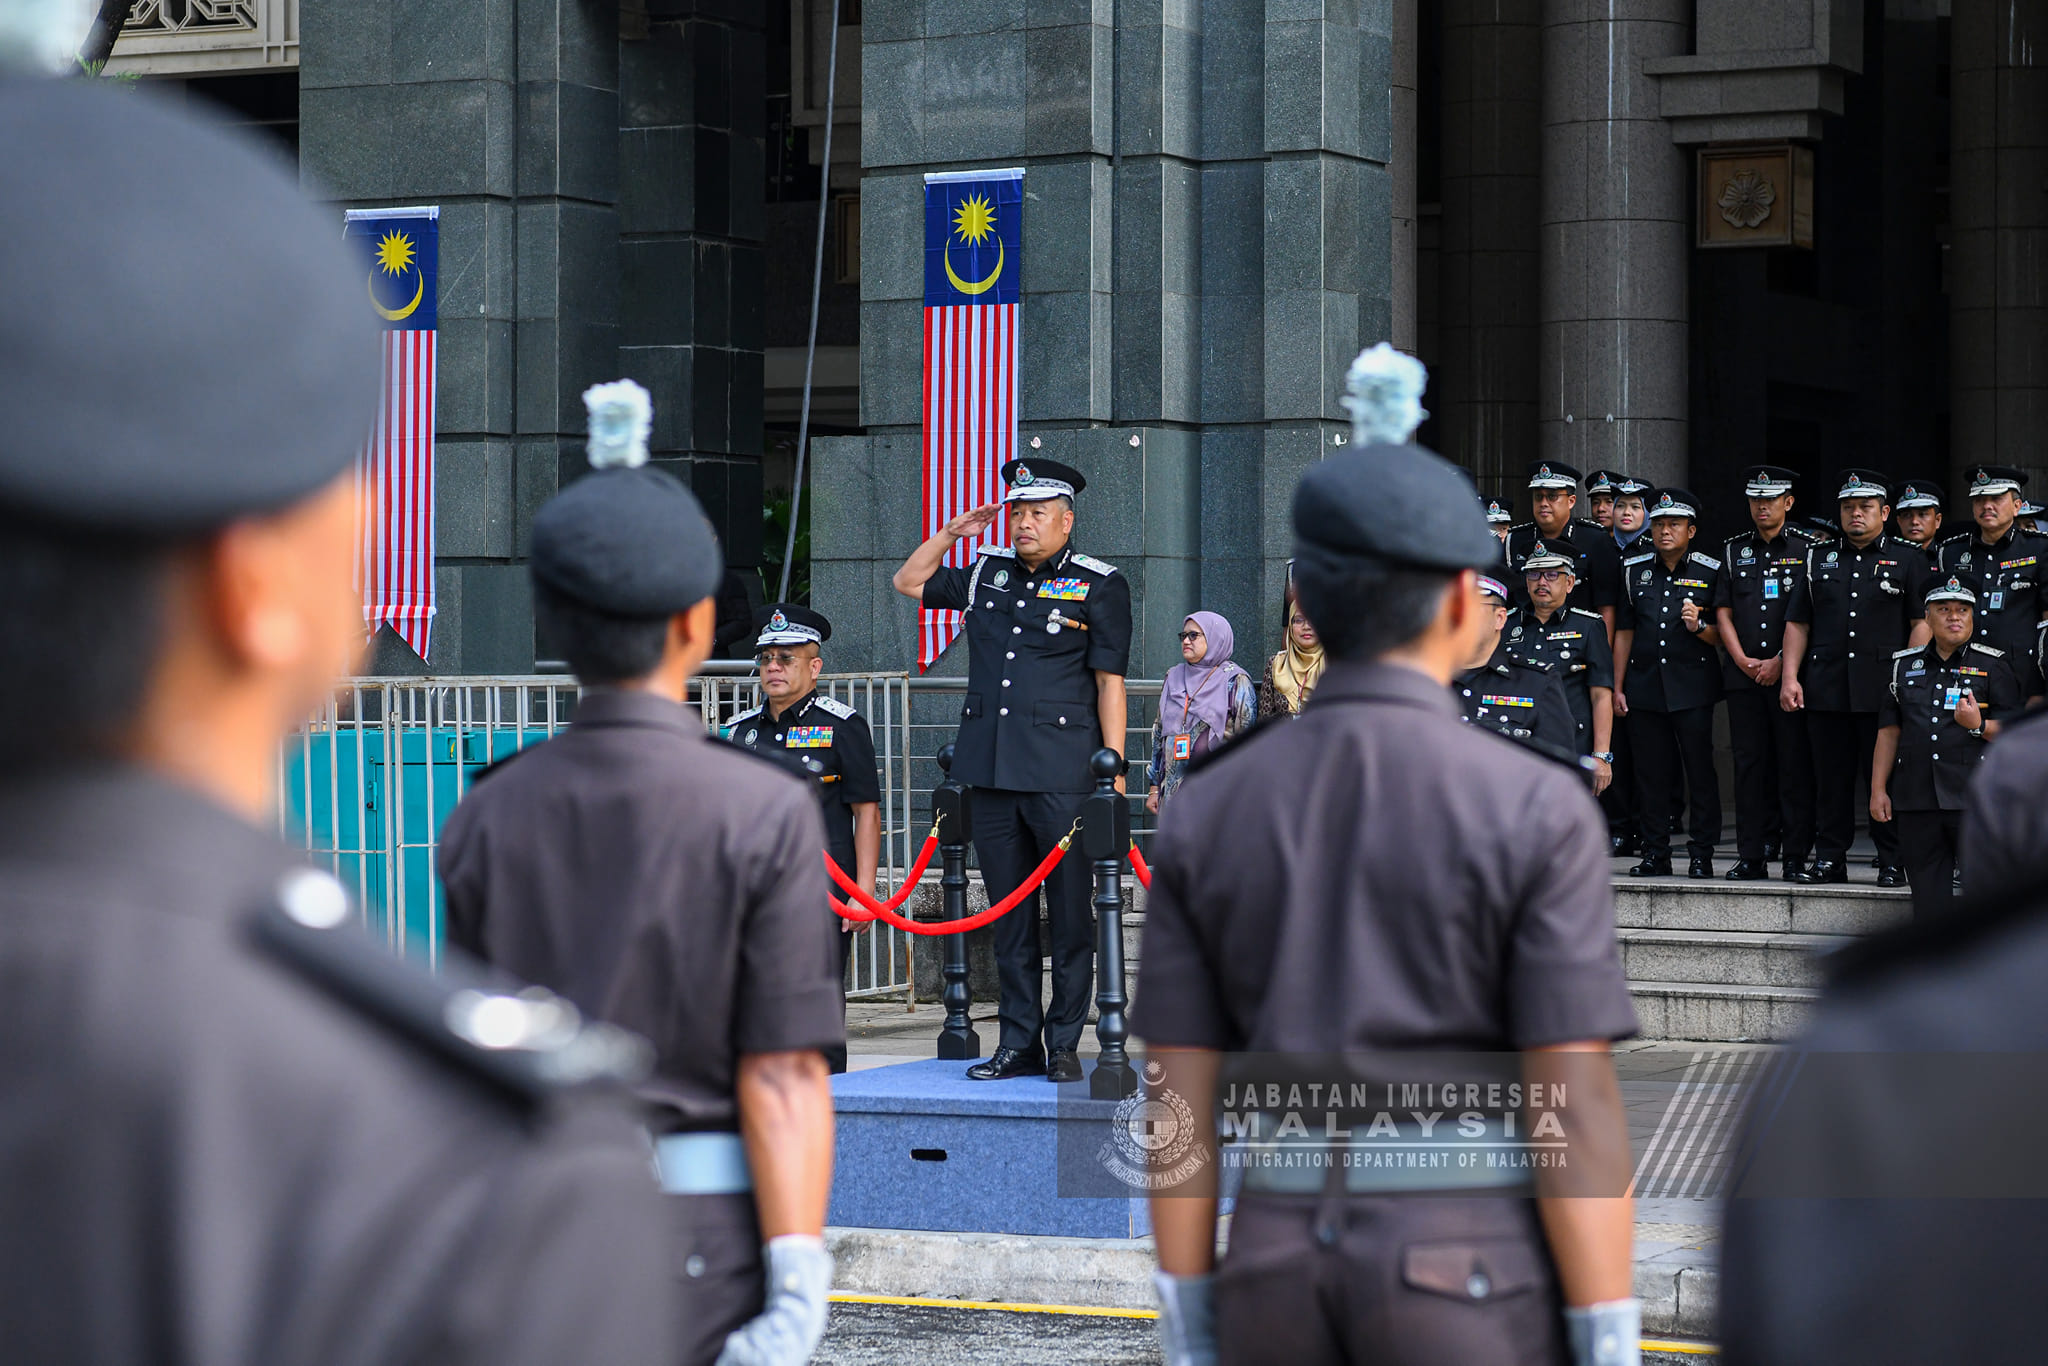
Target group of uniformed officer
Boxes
[1462,458,2045,911]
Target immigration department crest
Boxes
[1098,1060,1208,1190]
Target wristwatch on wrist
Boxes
[1592,751,1615,763]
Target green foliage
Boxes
[763,490,812,605]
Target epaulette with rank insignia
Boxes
[1567,607,1604,622]
[1892,646,1919,659]
[1689,551,1722,570]
[727,705,764,727]
[812,695,856,720]
[1070,552,1118,576]
[248,869,652,1107]
[1623,551,1655,567]
[978,545,1014,558]
[1969,641,2007,658]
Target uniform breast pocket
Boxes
[962,693,982,721]
[1033,700,1090,730]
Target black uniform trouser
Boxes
[1633,704,1721,861]
[1896,808,1964,920]
[824,841,857,1074]
[1807,710,1900,866]
[973,787,1094,1055]
[1601,712,1639,844]
[1726,685,1814,862]
[669,1192,765,1366]
[1216,1195,1565,1366]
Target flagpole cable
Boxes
[778,0,842,603]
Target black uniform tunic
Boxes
[1878,640,2021,813]
[438,689,844,1366]
[1713,526,1824,864]
[1618,548,1727,862]
[1454,645,1581,766]
[1504,518,1622,615]
[921,543,1133,794]
[1133,662,1636,1365]
[1936,527,2048,696]
[725,689,880,873]
[0,766,673,1366]
[1502,603,1613,754]
[922,542,1132,1057]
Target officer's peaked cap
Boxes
[754,603,832,647]
[0,80,379,535]
[1001,458,1086,503]
[1292,445,1501,577]
[531,468,724,617]
[1924,570,1982,606]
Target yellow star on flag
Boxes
[375,230,416,277]
[952,193,995,246]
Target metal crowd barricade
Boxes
[275,667,1161,1001]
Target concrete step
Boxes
[1613,880,1908,936]
[1629,979,1817,1043]
[1618,927,1848,990]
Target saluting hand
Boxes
[944,503,1002,539]
[1956,688,1983,731]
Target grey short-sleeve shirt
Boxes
[1132,661,1637,1054]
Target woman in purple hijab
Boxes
[1146,610,1258,813]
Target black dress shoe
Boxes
[1047,1049,1083,1083]
[1780,859,1809,882]
[1877,865,1908,888]
[966,1046,1046,1081]
[1629,857,1673,878]
[1688,856,1715,880]
[1796,861,1848,885]
[1724,859,1769,881]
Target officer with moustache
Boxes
[1504,540,1615,789]
[725,604,881,1074]
[1505,460,1622,634]
[1454,574,1582,766]
[1935,466,2048,701]
[892,458,1133,1083]
[1714,466,1824,881]
[1781,470,1934,885]
[1614,489,1726,878]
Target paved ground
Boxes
[818,1300,1719,1363]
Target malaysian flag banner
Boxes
[919,168,1023,670]
[344,206,439,661]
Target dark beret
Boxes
[1292,444,1501,576]
[0,80,378,534]
[530,468,724,617]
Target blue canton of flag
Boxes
[924,171,1022,307]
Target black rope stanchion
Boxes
[1083,748,1137,1099]
[932,746,981,1061]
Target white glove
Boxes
[714,1235,833,1366]
[1564,1298,1640,1366]
[1153,1269,1218,1366]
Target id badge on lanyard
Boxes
[1172,734,1193,761]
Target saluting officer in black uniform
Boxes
[1504,540,1616,788]
[1935,465,2048,701]
[1871,572,2022,919]
[1504,459,1623,633]
[0,81,673,1366]
[440,406,844,1366]
[1714,466,1824,881]
[1615,489,1726,878]
[1892,477,1946,551]
[1454,573,1582,766]
[1134,433,1640,1366]
[1781,470,1933,885]
[891,458,1133,1083]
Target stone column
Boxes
[1950,0,2048,493]
[1539,0,1690,488]
[1391,0,1419,352]
[1437,0,1542,500]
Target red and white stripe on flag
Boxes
[919,301,1017,670]
[355,328,437,661]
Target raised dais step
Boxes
[1612,881,1909,936]
[1618,928,1846,989]
[1629,979,1819,1043]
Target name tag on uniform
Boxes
[786,725,834,748]
[1763,579,1780,599]
[1172,735,1193,760]
[1988,591,2005,611]
[1482,694,1535,708]
[1037,578,1090,600]
[1944,685,1962,710]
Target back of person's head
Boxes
[1294,563,1455,663]
[533,580,675,685]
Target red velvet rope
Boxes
[824,830,939,921]
[1127,842,1152,889]
[826,828,1075,936]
